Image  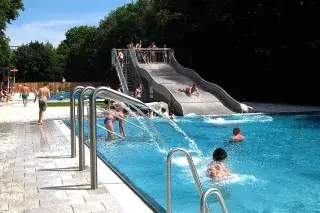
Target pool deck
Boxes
[1,100,320,213]
[0,102,153,213]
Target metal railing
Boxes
[200,188,228,213]
[166,148,210,213]
[70,86,84,158]
[78,86,95,170]
[111,49,129,94]
[133,48,173,64]
[127,46,143,87]
[88,86,154,189]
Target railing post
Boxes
[89,87,104,189]
[78,86,95,171]
[166,148,211,213]
[70,86,84,158]
[200,188,228,213]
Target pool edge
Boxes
[56,120,165,213]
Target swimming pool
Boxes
[49,92,71,100]
[66,113,320,212]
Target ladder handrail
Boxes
[200,188,228,213]
[166,148,211,213]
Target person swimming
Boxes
[230,127,244,142]
[206,147,232,181]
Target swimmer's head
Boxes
[212,147,227,162]
[233,127,241,135]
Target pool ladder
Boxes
[166,148,228,213]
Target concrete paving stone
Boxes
[25,205,74,213]
[8,202,26,212]
[100,203,125,213]
[83,194,114,204]
[9,193,24,201]
[1,203,9,211]
[36,190,68,199]
[66,196,87,205]
[65,189,89,197]
[39,199,70,208]
[72,203,106,212]
[86,187,109,195]
[0,120,129,213]
[0,193,11,201]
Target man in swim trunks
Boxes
[36,82,50,125]
[20,84,30,107]
[207,147,232,181]
[230,127,244,142]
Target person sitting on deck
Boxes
[178,84,200,97]
[206,148,232,181]
[229,127,244,142]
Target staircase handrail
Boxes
[111,49,129,95]
[126,45,142,88]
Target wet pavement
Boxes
[0,120,124,213]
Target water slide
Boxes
[128,49,251,115]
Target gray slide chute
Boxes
[129,49,251,115]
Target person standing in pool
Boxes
[230,127,244,142]
[104,105,128,140]
[20,84,30,107]
[207,147,232,181]
[116,107,128,137]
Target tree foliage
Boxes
[12,41,58,82]
[56,26,98,81]
[0,36,11,69]
[2,0,320,104]
[0,0,24,33]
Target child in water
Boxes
[207,148,232,181]
[230,127,244,142]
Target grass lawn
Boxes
[47,101,105,107]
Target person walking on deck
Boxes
[35,83,50,125]
[20,84,30,107]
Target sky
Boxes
[5,0,131,47]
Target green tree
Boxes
[95,0,154,73]
[0,36,11,69]
[12,41,57,82]
[56,26,98,81]
[0,0,24,33]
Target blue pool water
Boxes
[49,92,72,100]
[66,113,320,212]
